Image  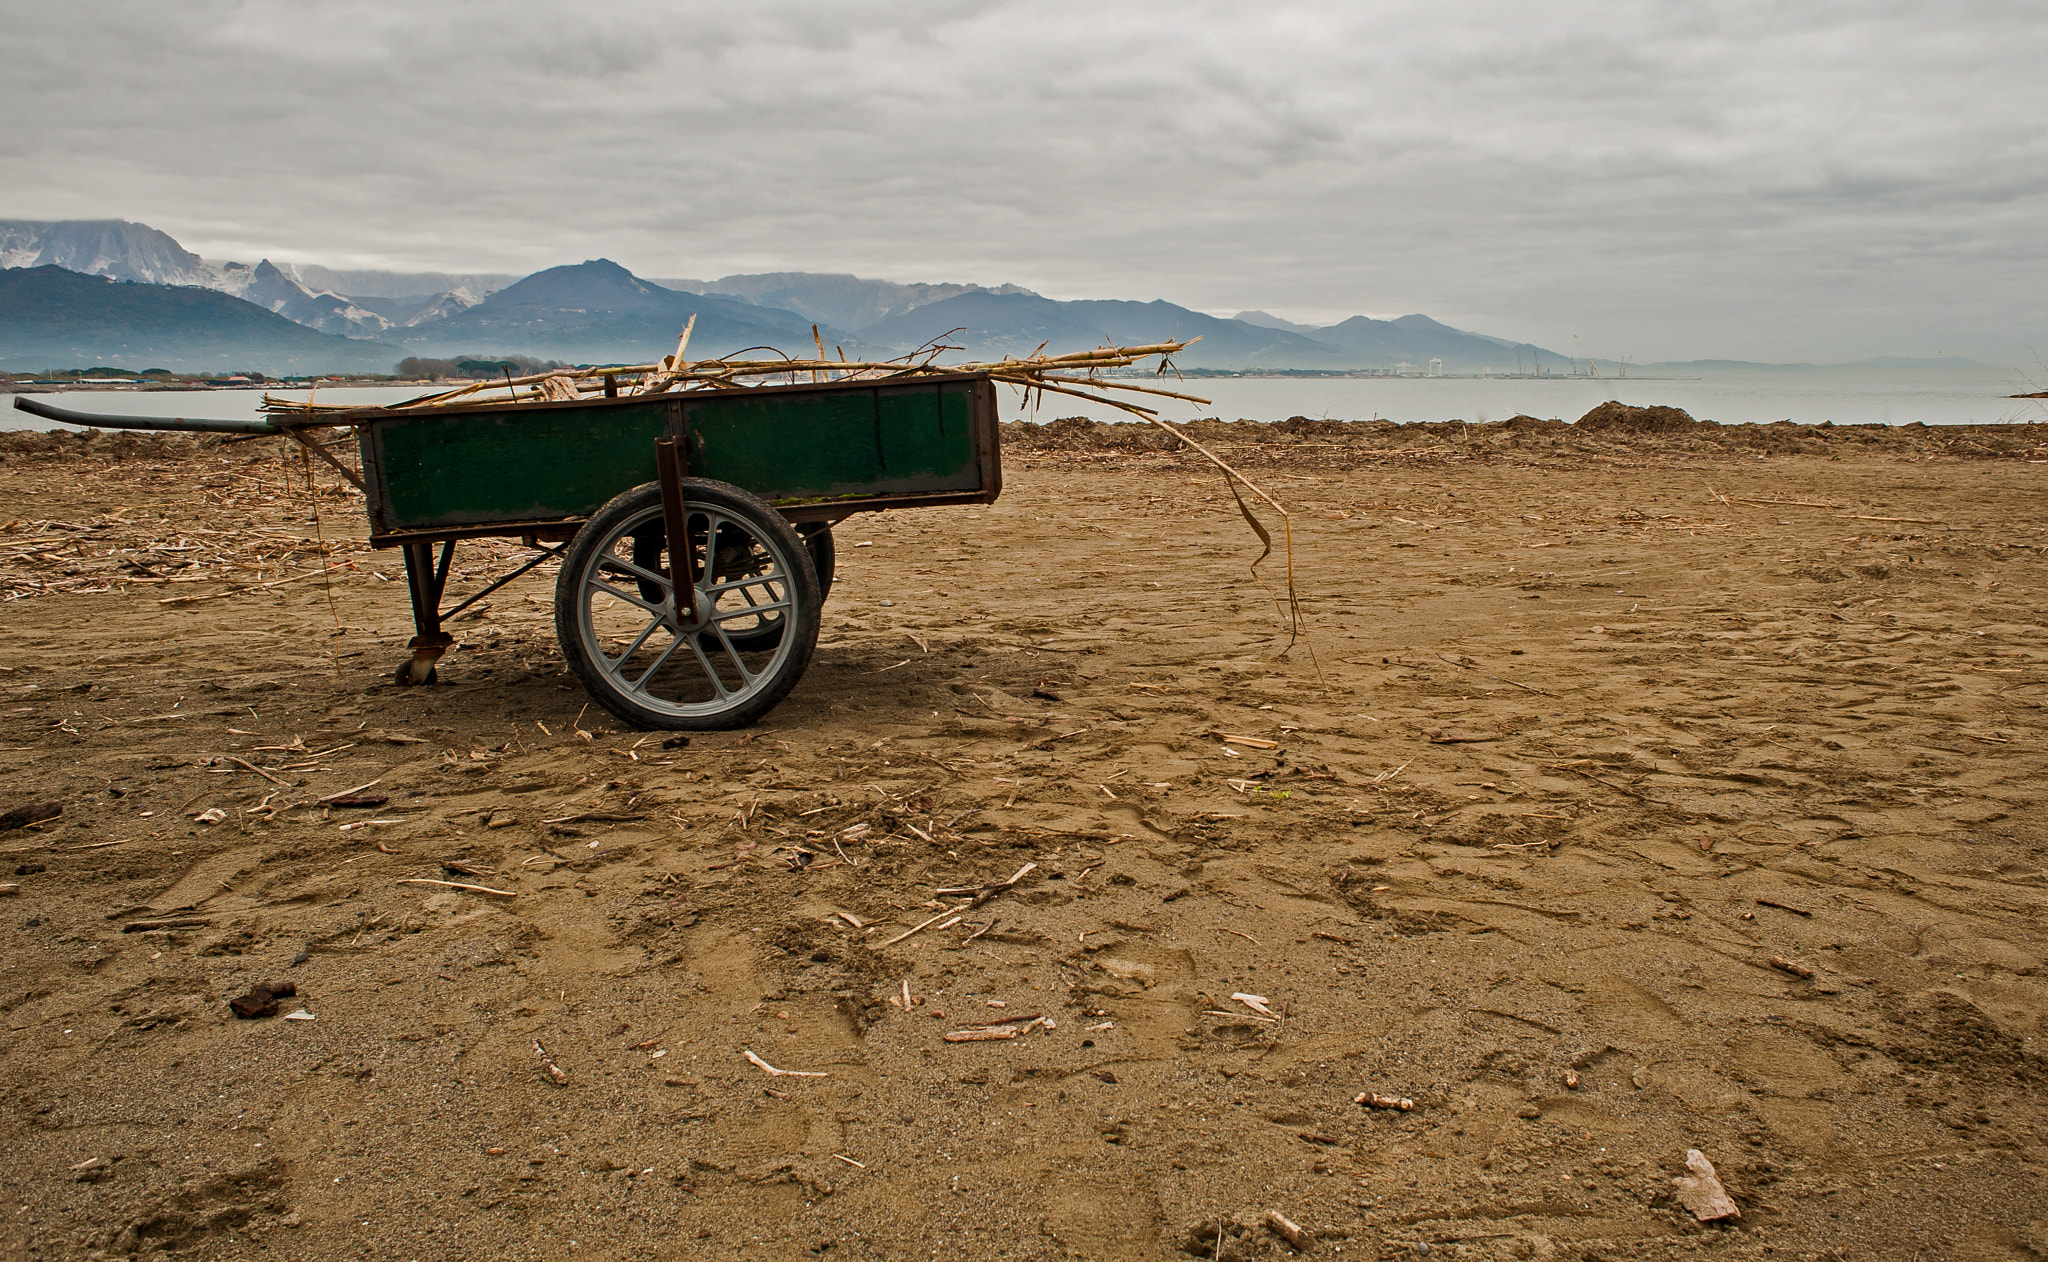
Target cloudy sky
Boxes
[5,0,2043,362]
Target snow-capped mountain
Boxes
[224,259,395,338]
[402,287,480,327]
[2,220,400,339]
[0,219,207,287]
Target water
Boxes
[999,364,2047,428]
[8,366,2044,433]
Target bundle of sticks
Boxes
[260,319,1208,424]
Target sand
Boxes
[1,411,2045,1262]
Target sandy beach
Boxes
[2,411,2045,1261]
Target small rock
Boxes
[230,990,279,1019]
[228,980,297,1020]
[196,808,227,825]
[1673,1149,1741,1221]
[0,801,61,832]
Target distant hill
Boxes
[1308,313,1557,373]
[1232,309,1323,336]
[1633,355,1994,374]
[653,272,1038,334]
[400,259,839,362]
[857,292,1345,368]
[0,266,396,374]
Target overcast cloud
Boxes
[3,0,2043,362]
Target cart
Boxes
[13,373,1002,730]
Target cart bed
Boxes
[354,373,1000,545]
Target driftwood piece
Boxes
[942,1027,1020,1042]
[1264,1210,1313,1250]
[396,878,516,898]
[743,1049,827,1077]
[1767,955,1815,979]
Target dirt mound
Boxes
[1272,415,1351,438]
[1000,415,1183,453]
[1573,400,1701,434]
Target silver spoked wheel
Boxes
[554,478,821,730]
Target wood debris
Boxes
[944,1011,1050,1041]
[1232,991,1277,1017]
[743,1050,827,1077]
[879,903,971,948]
[1264,1210,1313,1250]
[1766,955,1814,979]
[397,877,516,898]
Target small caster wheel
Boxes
[394,658,438,687]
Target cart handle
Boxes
[11,394,282,435]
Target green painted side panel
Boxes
[684,391,883,498]
[366,380,982,533]
[374,403,668,529]
[684,382,979,502]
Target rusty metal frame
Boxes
[653,435,696,620]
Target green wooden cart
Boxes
[14,373,1002,729]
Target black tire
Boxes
[555,478,821,730]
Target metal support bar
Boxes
[284,428,367,494]
[654,435,696,620]
[432,540,455,596]
[438,541,567,622]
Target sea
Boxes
[5,364,2044,433]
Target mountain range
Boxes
[0,266,396,374]
[0,217,1580,374]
